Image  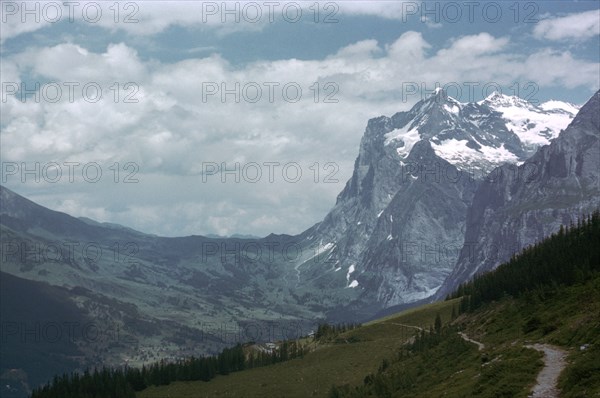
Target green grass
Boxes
[364,298,461,328]
[559,345,600,397]
[138,300,459,398]
[141,341,396,397]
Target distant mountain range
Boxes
[1,88,598,396]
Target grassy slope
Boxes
[138,299,459,397]
[340,275,600,398]
[138,276,600,398]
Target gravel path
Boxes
[458,332,485,351]
[397,327,567,397]
[525,344,568,398]
[389,322,424,331]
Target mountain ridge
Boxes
[301,88,580,311]
[435,89,600,299]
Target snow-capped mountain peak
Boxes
[539,100,580,115]
[382,89,578,173]
[384,89,464,154]
[424,87,464,107]
[483,93,578,149]
[479,90,534,109]
[297,89,592,312]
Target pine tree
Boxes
[434,313,442,334]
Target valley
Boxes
[2,89,599,396]
[2,2,599,396]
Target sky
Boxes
[1,0,599,237]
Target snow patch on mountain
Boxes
[540,100,580,115]
[384,125,421,158]
[346,264,356,285]
[444,103,460,114]
[482,92,577,148]
[497,107,573,146]
[431,139,519,167]
[479,91,534,109]
[301,241,335,269]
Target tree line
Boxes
[31,340,308,398]
[314,322,361,342]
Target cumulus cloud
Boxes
[533,9,600,41]
[2,31,599,236]
[0,1,266,43]
[336,1,411,20]
[1,0,439,44]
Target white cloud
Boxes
[0,1,438,45]
[446,33,509,55]
[386,31,431,60]
[337,1,411,20]
[534,9,600,41]
[523,49,600,88]
[0,1,267,43]
[2,32,599,236]
[332,39,381,60]
[16,42,146,82]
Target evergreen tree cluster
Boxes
[450,211,600,313]
[31,340,307,398]
[314,322,361,342]
[31,368,136,398]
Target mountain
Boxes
[435,89,600,299]
[0,88,585,394]
[296,88,578,314]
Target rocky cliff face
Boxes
[435,90,600,300]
